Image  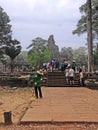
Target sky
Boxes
[0,0,87,51]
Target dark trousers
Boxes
[79,78,85,86]
[34,87,42,98]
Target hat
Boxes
[37,69,43,75]
[73,60,75,62]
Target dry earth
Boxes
[0,86,98,130]
[0,86,32,124]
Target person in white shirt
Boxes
[65,67,69,84]
[68,66,74,86]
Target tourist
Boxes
[43,63,47,72]
[61,60,66,71]
[68,66,74,86]
[64,60,68,70]
[79,68,85,86]
[51,59,56,71]
[65,66,69,84]
[72,60,76,71]
[55,59,59,70]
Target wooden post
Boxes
[4,111,12,125]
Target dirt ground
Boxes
[0,86,32,124]
[0,86,98,130]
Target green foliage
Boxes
[73,0,98,40]
[60,47,73,61]
[60,46,88,66]
[73,47,87,59]
[0,6,12,60]
[72,0,98,69]
[27,37,47,52]
[20,51,28,61]
[4,39,21,61]
[73,47,88,66]
[0,6,22,70]
[42,48,51,63]
[4,39,21,72]
[27,37,51,68]
[28,51,40,67]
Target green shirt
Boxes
[32,73,42,87]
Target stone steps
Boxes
[46,71,79,87]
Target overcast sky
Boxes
[0,0,87,51]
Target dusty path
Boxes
[0,123,98,130]
[21,87,98,123]
[0,86,98,130]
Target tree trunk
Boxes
[87,0,93,72]
[10,59,14,73]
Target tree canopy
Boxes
[4,39,21,72]
[27,37,51,68]
[73,0,98,42]
[0,6,22,72]
[73,0,98,71]
[60,47,73,62]
[0,6,12,60]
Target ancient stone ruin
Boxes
[47,35,60,61]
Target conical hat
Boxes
[37,70,43,75]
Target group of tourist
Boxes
[63,60,85,86]
[42,59,60,72]
[64,63,85,86]
[31,59,85,99]
[42,59,84,73]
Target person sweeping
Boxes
[31,70,43,98]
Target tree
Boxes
[0,6,12,60]
[72,0,98,72]
[4,39,21,72]
[60,47,73,62]
[20,51,28,61]
[27,37,51,68]
[60,47,88,67]
[73,47,88,66]
[87,0,93,72]
[0,6,22,72]
[73,0,98,40]
[41,48,52,63]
